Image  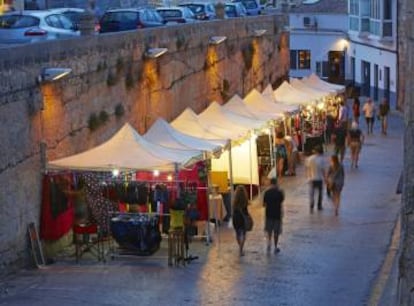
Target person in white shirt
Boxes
[305,146,326,212]
[362,98,376,134]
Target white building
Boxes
[347,0,397,108]
[288,0,348,84]
[288,0,398,109]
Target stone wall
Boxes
[0,15,289,275]
[398,0,414,304]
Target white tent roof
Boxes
[47,123,201,172]
[306,73,345,93]
[274,81,316,105]
[144,118,226,152]
[223,94,276,121]
[197,102,252,139]
[171,108,229,140]
[245,89,297,114]
[301,76,337,94]
[290,78,330,100]
[261,85,300,112]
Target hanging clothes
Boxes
[40,174,74,241]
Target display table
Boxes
[110,213,161,256]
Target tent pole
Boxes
[249,136,253,201]
[204,152,211,245]
[228,140,234,214]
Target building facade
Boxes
[288,0,348,84]
[347,0,397,109]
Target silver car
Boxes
[0,10,80,44]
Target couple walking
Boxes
[232,178,284,256]
[305,146,345,216]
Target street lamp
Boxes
[209,36,227,45]
[145,47,168,59]
[37,67,72,84]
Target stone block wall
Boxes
[398,0,414,304]
[0,15,289,275]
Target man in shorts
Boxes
[263,177,285,253]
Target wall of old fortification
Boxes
[398,0,414,304]
[0,15,289,274]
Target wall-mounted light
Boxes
[37,67,72,84]
[145,47,168,59]
[254,29,267,37]
[209,36,227,45]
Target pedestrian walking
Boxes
[362,98,376,134]
[326,155,345,216]
[305,145,326,212]
[263,177,284,254]
[232,185,250,256]
[378,98,390,135]
[333,125,347,163]
[347,121,364,169]
[352,97,360,124]
[337,100,349,130]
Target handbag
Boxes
[243,213,254,231]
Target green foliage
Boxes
[106,71,117,86]
[125,69,134,90]
[115,104,125,118]
[242,43,255,71]
[88,113,100,131]
[99,110,109,123]
[116,57,124,73]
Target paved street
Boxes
[0,113,403,306]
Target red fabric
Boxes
[40,174,74,241]
[135,161,208,220]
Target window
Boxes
[290,50,311,70]
[383,0,392,19]
[349,0,359,15]
[298,50,311,69]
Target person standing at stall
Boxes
[274,130,288,178]
[333,125,347,164]
[232,185,250,256]
[263,178,284,254]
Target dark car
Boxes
[232,0,262,15]
[224,2,247,18]
[178,2,216,20]
[156,6,197,24]
[99,8,164,33]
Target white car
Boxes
[0,10,80,44]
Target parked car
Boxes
[49,8,85,28]
[0,10,80,44]
[178,2,216,20]
[232,0,262,15]
[156,6,197,24]
[224,2,247,18]
[99,8,165,33]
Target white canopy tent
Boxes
[223,94,276,122]
[171,108,229,141]
[301,76,338,95]
[47,123,202,172]
[305,73,345,93]
[197,102,263,187]
[273,81,317,105]
[261,85,301,112]
[144,118,226,153]
[289,78,330,100]
[244,89,298,114]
